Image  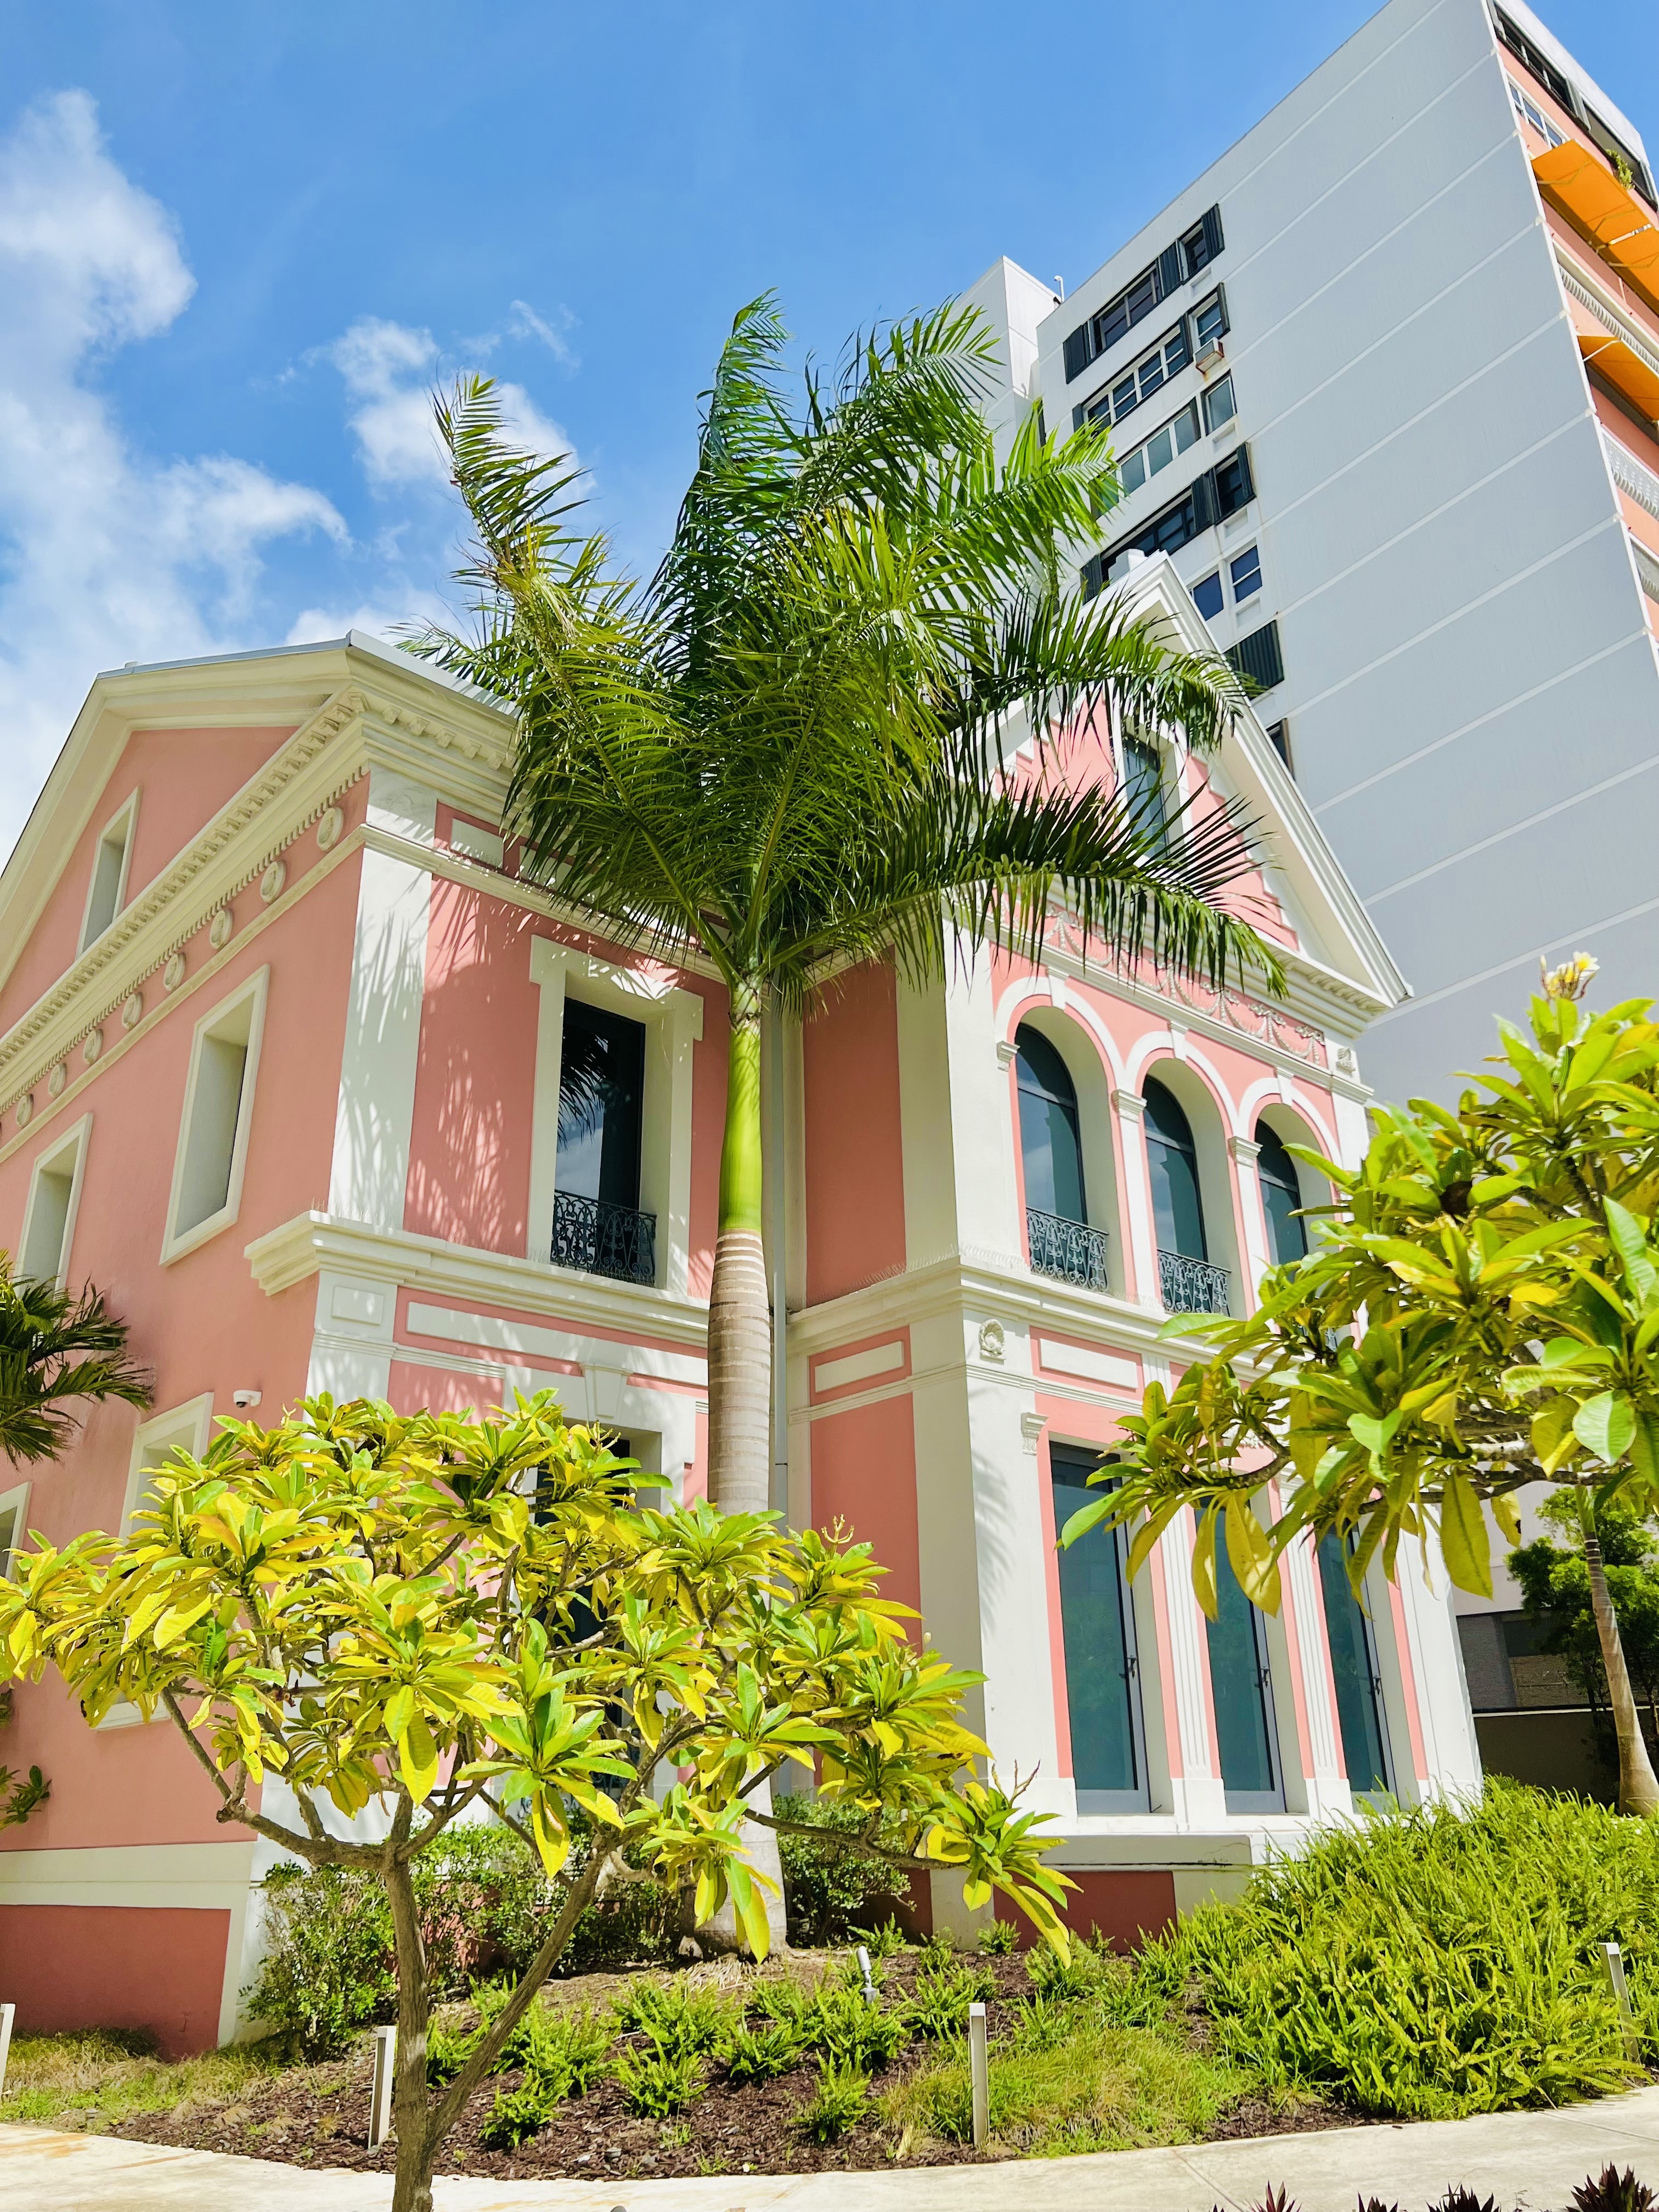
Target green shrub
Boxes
[245,1863,393,2058]
[794,2058,868,2142]
[901,1961,995,2040]
[479,2079,557,2149]
[610,1978,732,2057]
[721,2019,810,2084]
[611,2042,704,2116]
[775,1792,910,1946]
[978,1917,1017,1955]
[804,1984,907,2072]
[246,1826,675,2056]
[1129,1782,1658,2120]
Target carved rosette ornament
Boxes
[315,805,344,851]
[83,1029,104,1065]
[208,909,233,950]
[259,861,286,904]
[163,953,185,992]
[14,1095,32,1129]
[121,992,143,1031]
[47,1064,66,1098]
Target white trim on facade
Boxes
[161,966,270,1265]
[18,1110,92,1288]
[76,789,139,955]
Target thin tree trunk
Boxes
[384,1855,436,2212]
[1578,1493,1659,1817]
[708,989,771,1515]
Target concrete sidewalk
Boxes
[3,2090,1658,2212]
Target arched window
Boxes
[1256,1121,1307,1267]
[1017,1026,1109,1289]
[1145,1076,1227,1314]
[1016,1026,1086,1222]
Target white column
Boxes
[1156,1492,1228,1826]
[1111,1087,1159,1311]
[1228,1133,1271,1306]
[327,771,436,1233]
[662,989,702,1300]
[525,940,567,1266]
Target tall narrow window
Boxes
[0,1481,30,1580]
[1207,1534,1284,1811]
[553,999,654,1283]
[1318,1533,1393,1799]
[1017,1026,1107,1290]
[1146,1077,1227,1314]
[1255,1121,1307,1268]
[19,1116,90,1288]
[164,971,267,1260]
[1050,1444,1148,1810]
[1123,736,1167,848]
[78,795,138,952]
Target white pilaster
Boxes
[1111,1086,1159,1311]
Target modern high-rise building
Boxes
[973,0,1659,1110]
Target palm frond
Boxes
[0,1272,150,1465]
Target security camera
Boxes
[232,1390,262,1410]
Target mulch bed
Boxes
[105,1950,1363,2182]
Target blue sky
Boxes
[0,0,1653,857]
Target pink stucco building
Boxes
[0,568,1480,2056]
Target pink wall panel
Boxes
[0,849,358,1857]
[0,1903,232,2056]
[808,1395,921,1623]
[994,1869,1175,1952]
[405,882,539,1256]
[0,725,298,1036]
[802,963,905,1307]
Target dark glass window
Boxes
[1144,1076,1206,1260]
[556,1000,646,1209]
[1214,449,1254,517]
[1193,571,1224,621]
[1050,1444,1148,1808]
[1208,1536,1284,1809]
[1255,1121,1307,1267]
[1016,1026,1086,1224]
[1318,1533,1393,1798]
[1124,736,1167,848]
[1231,545,1263,601]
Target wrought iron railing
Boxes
[551,1192,657,1285]
[1027,1208,1110,1291]
[1158,1247,1229,1316]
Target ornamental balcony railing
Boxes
[1605,426,1659,523]
[1026,1208,1110,1291]
[1158,1247,1230,1316]
[551,1191,657,1286]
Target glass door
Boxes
[1049,1445,1150,1812]
[1207,1533,1285,1812]
[1317,1532,1395,1801]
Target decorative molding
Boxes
[208,908,234,950]
[121,992,143,1031]
[163,953,185,992]
[978,1318,1006,1364]
[244,1212,710,1353]
[82,1029,103,1065]
[1227,1135,1262,1166]
[1111,1087,1147,1120]
[315,805,345,852]
[259,860,287,904]
[995,1040,1018,1068]
[14,1096,31,1129]
[1020,1411,1047,1456]
[46,1064,65,1098]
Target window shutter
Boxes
[1156,242,1182,299]
[1072,403,1085,433]
[1081,553,1104,600]
[1063,325,1093,382]
[1192,469,1218,533]
[1201,205,1225,265]
[1231,444,1256,506]
[1227,620,1284,693]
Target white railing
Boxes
[1558,253,1659,385]
[1633,539,1659,607]
[1605,428,1659,522]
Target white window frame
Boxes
[526,939,703,1298]
[0,1478,32,1580]
[18,1112,92,1289]
[77,791,140,955]
[161,966,270,1265]
[120,1392,215,1536]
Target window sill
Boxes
[160,1205,241,1267]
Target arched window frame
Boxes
[1011,1011,1122,1297]
[1138,1058,1241,1317]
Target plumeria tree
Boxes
[415,297,1271,1516]
[0,1392,1070,2212]
[1062,960,1659,1816]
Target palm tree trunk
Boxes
[1578,1492,1659,1817]
[383,1855,436,2212]
[708,987,771,1514]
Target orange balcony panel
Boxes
[1576,329,1659,423]
[1534,144,1659,313]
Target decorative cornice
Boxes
[244,1213,712,1354]
[0,687,368,1109]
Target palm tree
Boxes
[417,297,1277,1514]
[0,1267,150,1465]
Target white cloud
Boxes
[326,313,575,490]
[0,91,347,860]
[507,298,579,370]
